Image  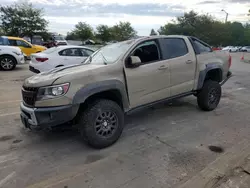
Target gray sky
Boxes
[2,0,250,35]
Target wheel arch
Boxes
[197,65,223,90]
[0,54,18,65]
[72,80,129,112]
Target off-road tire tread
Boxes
[79,99,124,149]
[197,80,221,111]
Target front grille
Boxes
[22,86,38,106]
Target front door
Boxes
[13,39,35,56]
[124,40,171,108]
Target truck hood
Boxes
[24,64,105,87]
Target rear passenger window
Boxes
[193,40,212,53]
[59,48,81,56]
[161,38,188,60]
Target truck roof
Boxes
[133,35,190,42]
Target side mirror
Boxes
[127,56,141,67]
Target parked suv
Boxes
[0,45,25,70]
[0,36,46,57]
[20,35,232,148]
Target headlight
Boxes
[37,83,70,100]
[13,51,22,55]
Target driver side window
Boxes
[16,40,31,48]
[131,40,160,64]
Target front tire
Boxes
[197,80,221,111]
[79,99,124,149]
[0,55,16,71]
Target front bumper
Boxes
[17,55,25,64]
[220,71,232,86]
[20,102,79,130]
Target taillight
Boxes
[36,57,48,62]
[228,55,232,68]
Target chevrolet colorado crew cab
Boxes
[20,35,232,148]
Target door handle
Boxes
[186,60,193,64]
[158,65,168,70]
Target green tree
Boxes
[65,31,78,40]
[158,11,250,46]
[95,25,112,42]
[0,2,48,42]
[72,22,94,41]
[111,21,137,41]
[150,29,157,36]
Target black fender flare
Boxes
[72,80,129,110]
[197,64,223,90]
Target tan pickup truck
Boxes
[20,35,232,148]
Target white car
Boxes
[222,46,238,52]
[29,45,95,73]
[240,46,250,52]
[53,35,68,46]
[0,45,25,70]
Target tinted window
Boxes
[131,40,160,64]
[16,40,31,48]
[54,36,65,40]
[0,37,4,45]
[80,48,94,56]
[59,48,82,56]
[161,38,188,60]
[193,40,211,53]
[8,39,17,46]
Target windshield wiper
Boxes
[100,52,108,65]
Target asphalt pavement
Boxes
[0,53,250,188]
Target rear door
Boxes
[190,37,216,90]
[124,40,171,108]
[158,37,196,96]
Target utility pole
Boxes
[221,9,229,23]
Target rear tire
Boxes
[197,80,221,111]
[0,55,17,71]
[78,99,124,149]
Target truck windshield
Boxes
[84,40,135,65]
